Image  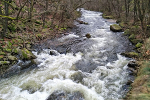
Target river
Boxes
[0,9,134,100]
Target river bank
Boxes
[102,12,150,99]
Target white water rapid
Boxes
[0,9,133,100]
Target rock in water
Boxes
[46,90,84,100]
[49,50,58,56]
[85,33,91,38]
[110,24,122,32]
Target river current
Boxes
[0,9,133,100]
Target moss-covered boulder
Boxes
[102,14,113,19]
[110,24,122,32]
[121,52,139,58]
[7,55,18,61]
[123,29,130,36]
[129,34,135,40]
[21,48,36,60]
[0,61,10,65]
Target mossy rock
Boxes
[0,55,4,60]
[4,49,12,53]
[7,55,18,61]
[21,48,36,60]
[123,29,130,36]
[102,14,113,19]
[42,29,49,33]
[0,52,6,55]
[136,43,143,48]
[0,61,10,65]
[129,34,135,40]
[12,48,21,54]
[110,24,122,32]
[121,52,139,58]
[131,39,141,45]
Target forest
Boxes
[0,0,150,100]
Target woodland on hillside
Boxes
[0,0,150,37]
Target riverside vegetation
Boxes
[1,0,150,99]
[0,0,83,76]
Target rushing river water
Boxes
[0,9,134,100]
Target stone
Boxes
[49,50,58,56]
[121,52,139,58]
[102,14,113,19]
[136,43,143,48]
[85,33,91,38]
[46,91,84,100]
[76,20,88,25]
[110,24,122,32]
[126,80,133,85]
[21,48,37,60]
[7,55,18,61]
[128,61,139,70]
[129,34,135,40]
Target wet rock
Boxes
[128,61,139,69]
[121,52,139,58]
[49,50,58,56]
[21,48,37,60]
[110,24,122,32]
[70,71,84,83]
[46,90,84,100]
[85,33,91,38]
[126,80,133,85]
[19,60,36,70]
[76,20,88,25]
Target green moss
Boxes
[102,14,113,19]
[110,24,122,32]
[136,42,143,48]
[123,29,130,36]
[0,61,10,65]
[4,49,12,53]
[119,22,125,28]
[141,62,150,75]
[0,52,5,55]
[42,29,48,33]
[129,34,135,40]
[0,55,3,60]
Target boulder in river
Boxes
[85,33,91,38]
[49,50,58,56]
[76,20,88,25]
[46,90,84,100]
[110,24,122,32]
